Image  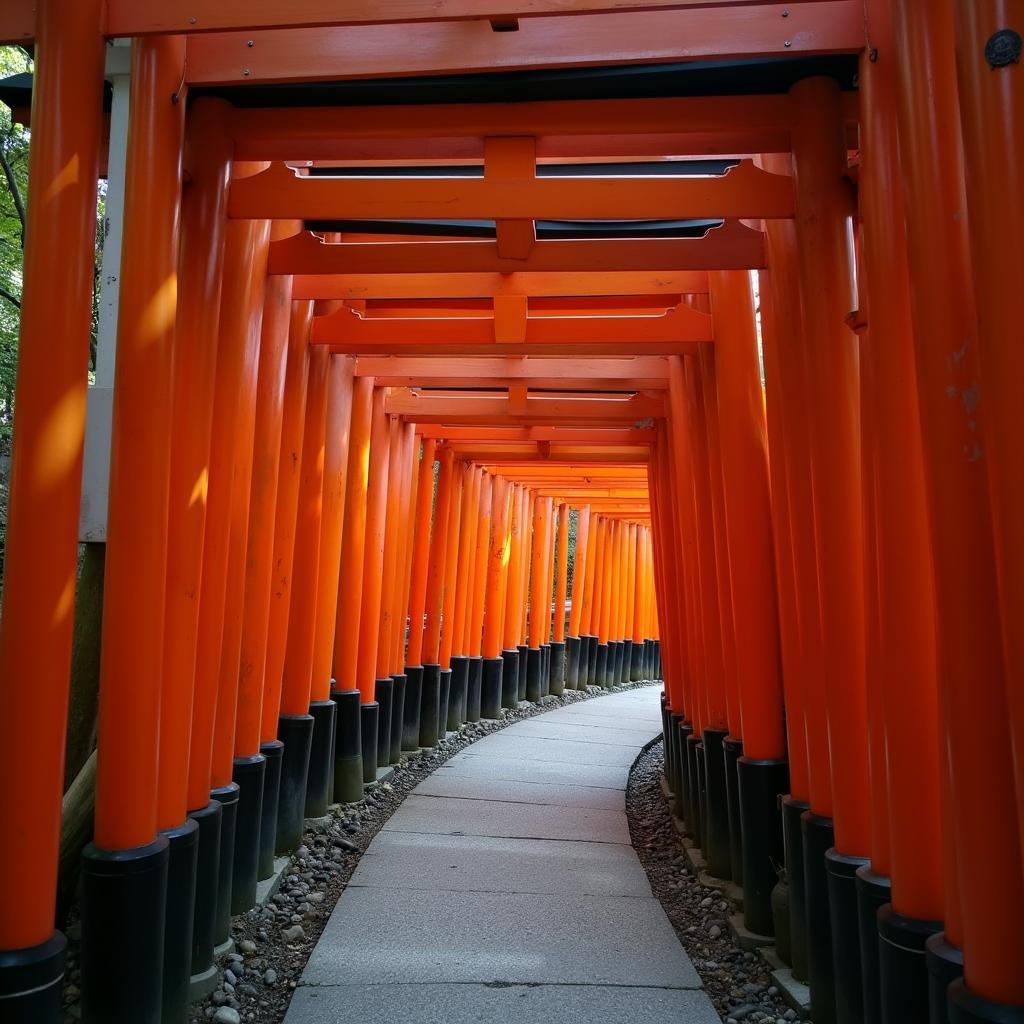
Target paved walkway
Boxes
[285,686,719,1024]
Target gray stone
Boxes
[263,969,277,985]
[281,925,306,943]
[212,1009,240,1024]
[503,719,659,747]
[383,794,630,844]
[412,773,626,810]
[449,733,641,767]
[435,756,630,791]
[348,831,653,897]
[302,887,701,988]
[284,983,720,1024]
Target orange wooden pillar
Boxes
[399,437,436,751]
[234,222,298,884]
[566,504,592,688]
[261,302,311,749]
[789,76,870,1019]
[448,463,481,728]
[540,495,556,687]
[550,503,569,694]
[503,484,527,708]
[589,515,609,688]
[300,355,356,806]
[950,16,1024,1018]
[74,35,185,1024]
[596,514,616,690]
[274,343,330,847]
[354,386,392,778]
[526,495,552,701]
[481,475,511,718]
[391,424,419,677]
[852,3,949,1016]
[209,219,272,916]
[379,420,417,764]
[438,461,466,732]
[421,446,455,745]
[892,1,1024,1017]
[757,177,819,984]
[466,472,493,721]
[707,268,787,937]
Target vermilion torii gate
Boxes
[0,3,1022,1024]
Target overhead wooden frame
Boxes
[270,222,766,276]
[417,426,656,443]
[355,356,671,391]
[291,270,709,301]
[229,159,793,221]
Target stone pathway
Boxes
[284,686,719,1024]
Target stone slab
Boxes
[348,831,653,897]
[539,708,664,728]
[503,719,659,747]
[434,754,630,790]
[447,733,641,767]
[301,887,703,988]
[412,772,626,809]
[285,982,721,1024]
[382,793,630,843]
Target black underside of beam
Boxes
[303,217,724,239]
[189,55,859,109]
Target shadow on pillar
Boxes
[80,836,169,1024]
[401,666,423,752]
[305,699,336,816]
[231,753,266,913]
[802,810,837,1024]
[332,690,363,803]
[276,715,313,852]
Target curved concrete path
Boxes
[285,686,719,1024]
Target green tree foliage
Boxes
[0,46,32,448]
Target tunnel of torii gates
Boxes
[0,2,1022,1024]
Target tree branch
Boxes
[0,283,21,309]
[0,147,27,246]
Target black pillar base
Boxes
[702,728,732,880]
[855,866,890,1024]
[374,678,393,768]
[949,981,1024,1024]
[466,656,483,722]
[595,643,609,689]
[275,714,313,853]
[606,643,622,684]
[331,689,363,803]
[525,647,543,702]
[517,643,529,702]
[696,740,709,852]
[685,733,703,842]
[160,819,199,1024]
[673,717,692,824]
[878,906,939,1024]
[402,665,424,751]
[654,639,663,678]
[210,783,239,947]
[782,796,810,981]
[419,664,441,747]
[802,811,837,1024]
[926,932,964,1024]
[549,640,566,695]
[566,635,581,689]
[449,656,469,730]
[360,701,379,783]
[257,741,283,880]
[0,932,66,1024]
[305,699,336,816]
[230,754,266,914]
[586,634,599,685]
[660,695,673,792]
[621,639,633,685]
[826,848,869,1024]
[389,673,406,764]
[81,836,169,1024]
[481,656,504,719]
[187,800,221,976]
[438,669,451,738]
[622,638,638,679]
[501,649,520,709]
[540,643,551,697]
[725,736,745,886]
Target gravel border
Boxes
[58,680,657,1024]
[626,740,803,1024]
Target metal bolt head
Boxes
[985,29,1022,68]
[784,39,792,47]
[188,15,197,23]
[782,9,790,16]
[247,39,255,47]
[242,67,251,76]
